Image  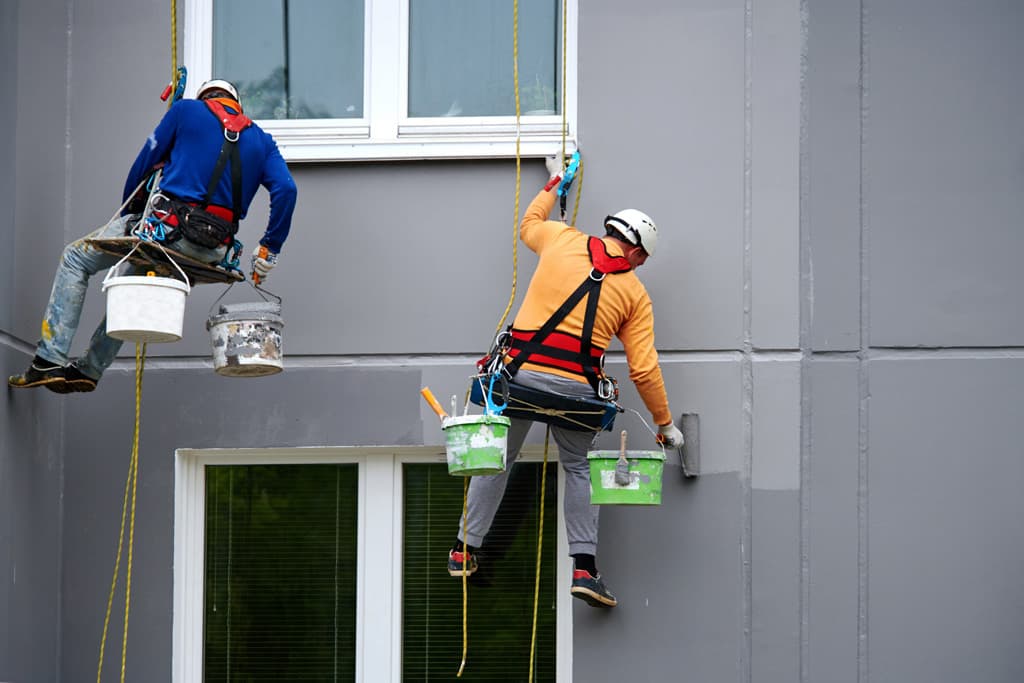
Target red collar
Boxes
[204,99,252,134]
[588,237,633,274]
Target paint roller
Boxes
[614,429,631,486]
[420,386,449,422]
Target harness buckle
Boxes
[596,376,619,401]
[589,268,606,282]
[224,128,240,143]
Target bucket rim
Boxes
[587,449,666,461]
[206,312,284,328]
[443,413,511,429]
[102,275,189,293]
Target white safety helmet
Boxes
[604,209,659,257]
[196,78,240,102]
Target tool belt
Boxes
[142,193,237,249]
[468,370,620,433]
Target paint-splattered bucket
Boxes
[586,450,665,505]
[442,414,510,476]
[102,246,191,343]
[206,298,284,377]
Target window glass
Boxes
[408,0,561,117]
[402,462,557,681]
[204,464,359,681]
[213,0,365,119]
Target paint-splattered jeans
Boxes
[459,369,601,557]
[35,214,225,380]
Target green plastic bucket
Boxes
[587,450,666,505]
[442,414,510,476]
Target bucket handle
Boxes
[102,238,192,294]
[208,279,282,317]
[624,407,669,458]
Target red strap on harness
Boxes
[507,329,604,376]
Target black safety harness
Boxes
[144,99,252,249]
[471,237,633,432]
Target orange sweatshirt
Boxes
[510,189,672,426]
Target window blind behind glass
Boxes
[204,464,359,682]
[402,462,557,682]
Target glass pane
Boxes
[402,462,557,681]
[204,464,359,682]
[408,0,561,117]
[213,0,364,119]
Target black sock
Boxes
[571,553,597,575]
[452,538,478,555]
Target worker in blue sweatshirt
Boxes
[8,79,297,394]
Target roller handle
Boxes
[614,429,631,485]
[420,387,449,422]
[253,245,268,285]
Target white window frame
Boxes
[173,446,573,683]
[184,0,578,162]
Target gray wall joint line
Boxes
[742,0,754,681]
[857,0,870,681]
[798,0,811,681]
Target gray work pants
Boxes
[458,369,600,556]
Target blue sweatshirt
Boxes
[122,99,297,253]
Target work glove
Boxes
[543,150,580,196]
[251,245,279,284]
[656,422,684,448]
[545,153,564,179]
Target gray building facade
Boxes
[2,0,1022,681]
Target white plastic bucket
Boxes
[206,301,284,377]
[101,242,191,343]
[103,274,189,343]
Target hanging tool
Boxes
[420,387,449,422]
[557,150,581,221]
[160,65,188,104]
[614,429,631,486]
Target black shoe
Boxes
[62,363,98,393]
[570,569,618,608]
[448,549,478,577]
[8,357,67,390]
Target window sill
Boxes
[261,117,576,163]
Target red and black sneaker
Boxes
[570,569,618,608]
[447,549,478,577]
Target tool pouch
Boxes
[179,206,236,249]
[468,372,620,433]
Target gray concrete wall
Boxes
[2,0,1023,681]
[1,2,65,682]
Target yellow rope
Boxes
[170,0,177,80]
[97,343,146,683]
[527,427,550,683]
[456,475,469,677]
[558,0,583,227]
[493,0,523,337]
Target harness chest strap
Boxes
[202,99,252,223]
[505,237,632,391]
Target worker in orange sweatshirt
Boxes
[449,154,683,608]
